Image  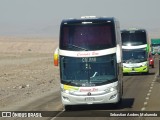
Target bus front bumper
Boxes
[123,66,148,73]
[61,91,120,105]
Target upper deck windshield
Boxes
[121,30,147,46]
[60,54,117,87]
[60,22,116,51]
[123,49,147,63]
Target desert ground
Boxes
[0,36,60,110]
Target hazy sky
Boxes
[0,0,160,37]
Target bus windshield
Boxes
[152,45,160,53]
[60,54,117,87]
[60,24,116,51]
[121,30,147,46]
[123,49,147,63]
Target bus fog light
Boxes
[109,94,117,100]
[62,96,70,101]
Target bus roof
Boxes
[121,28,146,32]
[61,16,116,24]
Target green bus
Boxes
[121,28,149,74]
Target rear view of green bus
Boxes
[121,28,149,74]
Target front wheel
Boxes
[117,97,122,105]
[112,97,122,108]
[143,69,149,75]
[64,105,72,111]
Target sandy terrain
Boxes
[0,37,60,110]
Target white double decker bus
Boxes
[54,16,123,110]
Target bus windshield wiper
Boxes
[68,44,88,51]
[90,72,98,79]
[123,60,127,63]
[64,81,72,85]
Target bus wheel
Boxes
[113,98,122,108]
[118,97,122,105]
[143,70,149,75]
[64,105,72,111]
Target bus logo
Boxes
[87,92,91,96]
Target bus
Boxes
[121,28,149,74]
[151,38,160,55]
[54,16,123,110]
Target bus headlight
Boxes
[61,88,69,94]
[141,62,147,67]
[104,86,117,93]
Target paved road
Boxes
[1,57,160,120]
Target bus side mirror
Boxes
[54,48,59,66]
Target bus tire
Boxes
[146,70,149,74]
[64,105,72,111]
[118,97,122,105]
[143,70,149,75]
[113,98,122,108]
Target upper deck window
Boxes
[121,30,147,46]
[60,23,116,51]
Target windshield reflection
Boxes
[123,49,147,63]
[60,54,117,86]
[121,30,147,46]
[60,25,116,50]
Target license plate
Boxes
[85,97,95,102]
